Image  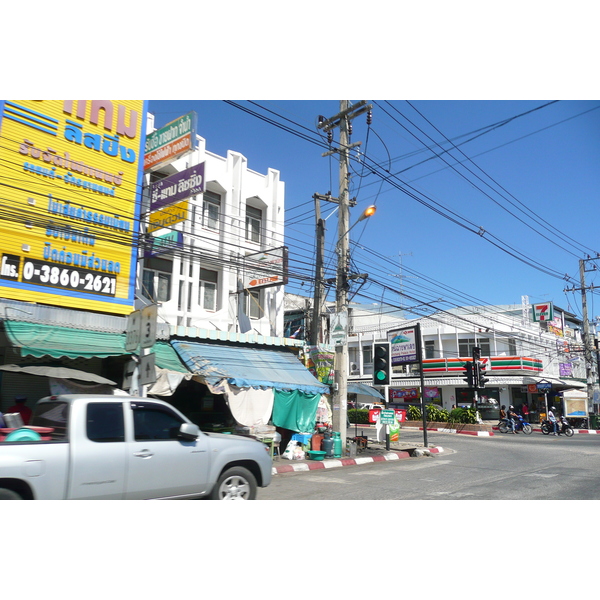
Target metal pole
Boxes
[415,323,428,447]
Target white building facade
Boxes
[139,113,286,339]
[345,301,588,421]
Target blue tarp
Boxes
[347,382,384,399]
[171,341,330,395]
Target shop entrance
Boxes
[456,387,500,420]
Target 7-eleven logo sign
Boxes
[532,302,553,322]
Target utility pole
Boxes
[318,100,371,445]
[579,259,597,407]
[310,194,327,345]
[566,258,599,411]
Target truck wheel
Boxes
[210,467,257,500]
[0,488,22,500]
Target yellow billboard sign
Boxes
[148,199,188,233]
[0,100,147,315]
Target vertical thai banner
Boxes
[0,100,147,315]
[305,346,335,385]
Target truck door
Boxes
[125,401,210,499]
[68,401,128,500]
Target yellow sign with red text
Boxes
[0,100,147,315]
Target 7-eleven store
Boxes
[386,355,575,422]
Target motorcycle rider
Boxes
[507,405,519,433]
[499,405,507,424]
[548,406,559,436]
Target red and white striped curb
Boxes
[402,425,494,436]
[272,447,444,475]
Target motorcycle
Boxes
[541,417,574,437]
[498,415,532,435]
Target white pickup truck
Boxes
[0,394,273,500]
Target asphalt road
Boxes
[259,429,600,500]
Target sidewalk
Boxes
[272,437,445,475]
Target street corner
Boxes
[271,445,445,475]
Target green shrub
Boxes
[449,407,478,424]
[406,404,450,422]
[348,409,370,424]
[407,405,422,421]
[426,405,449,422]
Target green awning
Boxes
[4,320,128,360]
[2,321,188,373]
[152,341,188,373]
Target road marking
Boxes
[522,473,559,478]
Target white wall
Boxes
[138,123,285,337]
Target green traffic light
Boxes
[375,371,387,381]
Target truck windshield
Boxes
[31,401,69,440]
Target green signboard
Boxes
[379,410,396,425]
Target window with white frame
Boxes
[458,338,490,357]
[425,340,435,359]
[199,268,218,311]
[203,191,221,230]
[246,288,262,319]
[245,205,262,243]
[142,257,172,303]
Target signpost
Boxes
[379,409,396,425]
[388,322,428,447]
[124,305,158,394]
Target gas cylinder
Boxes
[323,434,334,458]
[311,433,324,451]
[333,431,342,458]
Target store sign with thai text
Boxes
[144,112,196,172]
[150,162,205,211]
[144,230,183,258]
[389,327,418,365]
[559,363,573,377]
[148,199,188,233]
[243,246,288,290]
[0,100,147,315]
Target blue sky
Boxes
[149,99,600,322]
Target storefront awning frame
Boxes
[171,340,329,395]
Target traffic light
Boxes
[372,343,391,386]
[476,361,489,389]
[462,361,474,388]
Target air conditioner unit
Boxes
[350,362,359,374]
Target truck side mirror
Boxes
[178,422,200,440]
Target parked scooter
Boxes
[541,416,574,437]
[498,415,532,434]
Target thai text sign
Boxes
[243,246,289,290]
[144,230,183,258]
[144,112,196,171]
[306,346,335,385]
[379,409,396,424]
[150,162,205,211]
[390,327,418,365]
[148,200,188,233]
[0,100,147,315]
